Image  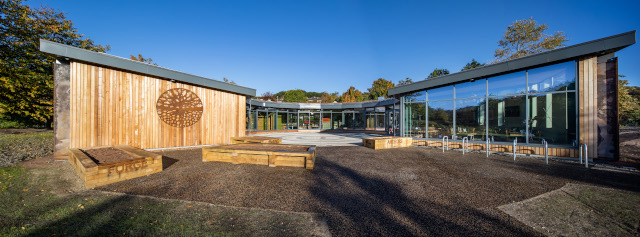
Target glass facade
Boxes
[403,60,577,146]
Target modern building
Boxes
[40,30,635,160]
[389,30,636,160]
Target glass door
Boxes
[299,112,310,129]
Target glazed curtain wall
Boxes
[247,107,388,131]
[403,61,577,145]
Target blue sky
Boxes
[27,0,640,95]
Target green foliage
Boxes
[0,0,109,127]
[320,92,339,103]
[259,91,276,101]
[619,78,640,126]
[398,77,413,86]
[340,86,364,103]
[427,68,450,79]
[283,89,307,102]
[461,59,485,71]
[367,78,395,100]
[494,18,567,62]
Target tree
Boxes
[320,92,339,103]
[129,54,157,65]
[398,78,413,86]
[259,91,275,101]
[427,68,450,79]
[283,89,307,103]
[367,78,395,100]
[619,77,640,126]
[461,59,485,71]
[222,77,236,85]
[0,0,110,127]
[340,86,364,103]
[494,18,568,62]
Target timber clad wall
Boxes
[578,56,598,158]
[69,61,246,149]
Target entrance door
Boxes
[299,113,310,129]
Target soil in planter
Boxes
[218,144,310,152]
[81,147,139,165]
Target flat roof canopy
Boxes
[388,30,636,96]
[39,39,257,97]
[248,98,399,110]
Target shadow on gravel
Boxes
[309,159,534,236]
[162,156,179,170]
[491,158,640,193]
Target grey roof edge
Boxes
[247,98,399,110]
[39,39,256,97]
[388,30,636,96]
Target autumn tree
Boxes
[260,91,276,101]
[494,18,568,62]
[129,54,157,65]
[427,68,450,79]
[461,59,485,71]
[619,77,640,126]
[222,77,236,85]
[367,78,395,100]
[0,0,110,127]
[283,89,307,103]
[320,92,339,103]
[340,86,364,103]
[398,77,413,86]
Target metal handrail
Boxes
[442,136,449,152]
[486,139,490,157]
[542,140,548,165]
[462,137,468,155]
[513,138,518,160]
[579,143,589,168]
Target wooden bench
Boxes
[231,136,282,144]
[68,145,162,189]
[362,136,413,150]
[202,144,316,170]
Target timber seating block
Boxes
[231,136,282,144]
[362,137,413,150]
[68,145,162,189]
[202,144,316,170]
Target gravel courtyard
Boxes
[97,146,640,236]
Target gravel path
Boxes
[97,146,640,236]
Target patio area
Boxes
[96,145,640,236]
[248,132,385,146]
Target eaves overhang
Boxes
[247,98,399,110]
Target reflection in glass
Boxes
[299,112,310,129]
[427,101,453,138]
[322,112,331,129]
[427,86,453,101]
[354,111,365,129]
[488,71,526,96]
[287,112,298,129]
[404,103,426,138]
[529,92,576,145]
[405,90,426,102]
[344,111,354,129]
[455,79,486,99]
[276,113,285,130]
[488,95,526,142]
[455,99,486,141]
[332,112,343,129]
[528,61,576,93]
[311,111,320,129]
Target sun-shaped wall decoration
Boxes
[156,88,203,128]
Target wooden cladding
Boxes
[69,61,246,149]
[578,56,598,158]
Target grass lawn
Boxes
[0,165,327,236]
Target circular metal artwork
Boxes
[156,88,203,127]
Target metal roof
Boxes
[388,30,636,96]
[39,39,256,97]
[247,98,399,110]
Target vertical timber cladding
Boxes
[596,56,620,160]
[578,56,598,158]
[68,61,246,149]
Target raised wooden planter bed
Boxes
[231,136,282,144]
[68,145,162,189]
[362,136,413,150]
[202,144,316,170]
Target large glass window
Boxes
[310,111,321,129]
[488,71,526,96]
[455,80,486,99]
[528,61,576,93]
[427,100,453,138]
[404,103,426,138]
[455,98,486,141]
[287,112,298,129]
[488,95,526,142]
[529,92,576,145]
[332,112,343,129]
[322,112,332,129]
[405,90,426,102]
[427,86,453,101]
